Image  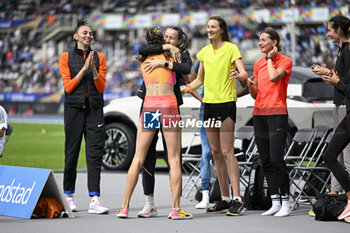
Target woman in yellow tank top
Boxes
[183,16,248,216]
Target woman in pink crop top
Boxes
[117,26,192,220]
[141,53,176,85]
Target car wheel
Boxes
[103,122,136,170]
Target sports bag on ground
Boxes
[313,193,347,221]
[243,156,272,210]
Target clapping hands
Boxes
[83,51,98,78]
[321,69,340,85]
[311,64,330,76]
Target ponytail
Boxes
[329,15,350,37]
[208,16,230,42]
[261,27,283,52]
[168,26,189,50]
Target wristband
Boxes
[186,84,192,94]
[267,56,273,61]
[164,61,169,68]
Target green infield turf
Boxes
[0,122,167,170]
[0,122,86,170]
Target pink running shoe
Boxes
[170,208,193,220]
[338,202,350,220]
[116,207,129,218]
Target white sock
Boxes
[233,196,242,202]
[146,195,154,205]
[274,195,291,217]
[91,196,99,202]
[222,196,230,203]
[202,190,209,203]
[262,194,281,216]
[65,194,74,198]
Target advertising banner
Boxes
[0,165,74,219]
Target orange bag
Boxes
[33,197,63,218]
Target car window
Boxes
[303,79,333,101]
[291,67,333,101]
[289,66,319,84]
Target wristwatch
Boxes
[164,61,169,68]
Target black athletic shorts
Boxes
[203,101,236,123]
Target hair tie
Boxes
[186,84,192,94]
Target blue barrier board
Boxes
[0,165,50,219]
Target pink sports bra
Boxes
[141,54,175,85]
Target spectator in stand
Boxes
[0,0,345,99]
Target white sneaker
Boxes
[196,200,210,209]
[274,207,291,217]
[88,197,109,214]
[65,196,78,212]
[137,202,158,218]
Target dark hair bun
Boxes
[75,19,88,32]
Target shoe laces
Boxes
[232,199,242,208]
[142,202,152,210]
[178,208,192,216]
[91,199,103,207]
[66,197,76,205]
[118,207,128,214]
